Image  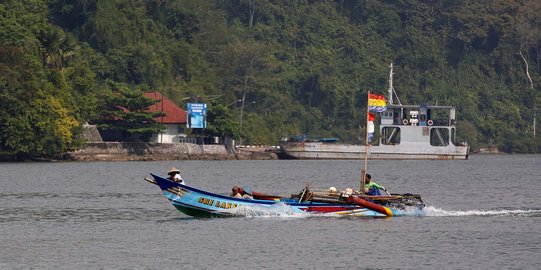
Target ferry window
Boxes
[430,128,449,146]
[393,112,401,125]
[382,127,400,145]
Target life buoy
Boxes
[427,120,433,126]
[402,119,408,125]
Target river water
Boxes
[1,155,540,269]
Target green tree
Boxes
[0,1,84,158]
[204,103,239,140]
[0,58,82,158]
[39,25,80,69]
[3,0,541,153]
[97,83,165,142]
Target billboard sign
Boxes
[187,103,207,129]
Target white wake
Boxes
[221,203,541,218]
[418,206,541,217]
[223,202,310,218]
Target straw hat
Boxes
[168,167,180,175]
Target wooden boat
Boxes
[146,173,424,217]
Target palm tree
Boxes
[40,25,80,69]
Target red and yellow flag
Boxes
[368,93,387,112]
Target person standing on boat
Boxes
[364,174,387,195]
[167,167,185,185]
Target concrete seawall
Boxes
[67,142,233,161]
[66,142,278,161]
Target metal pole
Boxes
[239,96,245,146]
[361,91,370,194]
[160,92,163,143]
[534,105,536,137]
[388,63,393,105]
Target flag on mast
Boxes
[367,121,375,142]
[368,112,375,121]
[367,112,375,142]
[368,93,387,112]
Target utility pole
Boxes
[534,105,536,137]
[518,49,535,138]
[160,91,163,143]
[239,95,245,146]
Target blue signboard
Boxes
[187,103,207,129]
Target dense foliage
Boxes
[1,0,540,158]
[96,82,165,142]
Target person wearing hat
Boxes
[229,185,253,199]
[364,174,387,195]
[167,167,185,185]
[230,186,243,198]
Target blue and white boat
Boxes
[146,173,424,218]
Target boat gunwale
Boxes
[151,173,355,207]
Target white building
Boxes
[144,92,188,143]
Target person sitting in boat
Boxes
[364,174,387,196]
[230,186,254,199]
[239,186,254,199]
[167,167,185,185]
[230,186,243,198]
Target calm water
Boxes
[1,155,540,269]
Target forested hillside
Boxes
[1,0,540,158]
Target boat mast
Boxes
[361,91,370,194]
[361,65,396,193]
[388,64,394,105]
[388,63,402,106]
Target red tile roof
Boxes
[144,92,187,124]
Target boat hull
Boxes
[280,141,469,160]
[150,174,400,217]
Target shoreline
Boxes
[67,142,279,161]
[0,152,526,163]
[0,142,279,162]
[1,143,524,162]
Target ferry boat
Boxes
[279,64,470,160]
